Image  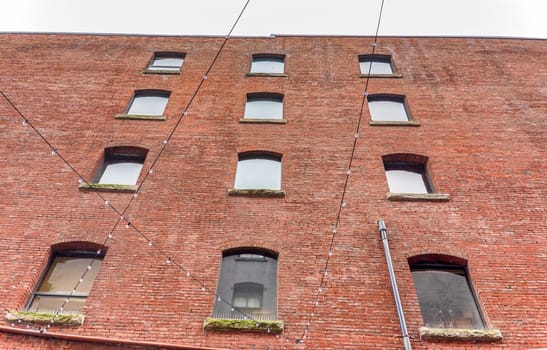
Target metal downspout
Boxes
[378,220,412,350]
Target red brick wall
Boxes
[0,34,545,349]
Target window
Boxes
[368,94,410,122]
[359,54,396,76]
[383,154,432,194]
[213,249,277,320]
[126,90,170,117]
[27,250,104,313]
[95,147,147,186]
[250,54,285,74]
[234,153,282,190]
[409,255,485,329]
[233,282,263,309]
[243,93,284,120]
[146,52,184,72]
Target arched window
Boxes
[234,152,282,190]
[26,243,106,314]
[383,154,432,194]
[95,146,148,186]
[409,254,485,329]
[250,54,285,74]
[213,249,278,320]
[244,93,284,120]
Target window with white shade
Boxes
[359,54,396,75]
[213,249,278,320]
[368,94,410,122]
[383,154,433,194]
[244,93,284,120]
[95,147,147,186]
[234,153,282,190]
[26,250,104,313]
[250,54,285,74]
[126,90,170,117]
[146,52,184,72]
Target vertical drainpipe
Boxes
[378,220,412,350]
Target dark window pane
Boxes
[213,252,277,320]
[411,268,485,329]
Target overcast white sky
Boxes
[0,0,546,38]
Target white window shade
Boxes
[234,157,281,190]
[127,95,169,116]
[98,162,143,185]
[360,60,393,75]
[385,169,428,193]
[244,97,283,119]
[369,99,409,121]
[251,57,284,74]
[149,56,184,71]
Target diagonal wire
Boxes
[294,0,386,344]
[1,0,263,332]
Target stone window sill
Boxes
[359,73,403,78]
[246,73,287,78]
[6,310,84,326]
[115,114,166,121]
[203,317,283,333]
[386,192,450,202]
[239,118,287,124]
[228,189,286,198]
[419,327,503,342]
[141,69,180,75]
[369,120,420,127]
[79,183,138,193]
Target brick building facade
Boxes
[0,33,545,349]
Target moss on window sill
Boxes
[419,327,502,342]
[239,118,287,124]
[114,114,166,121]
[228,189,286,197]
[141,69,180,75]
[245,73,288,78]
[386,192,450,202]
[359,73,403,78]
[369,120,420,126]
[79,183,138,193]
[6,310,84,326]
[203,317,283,333]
